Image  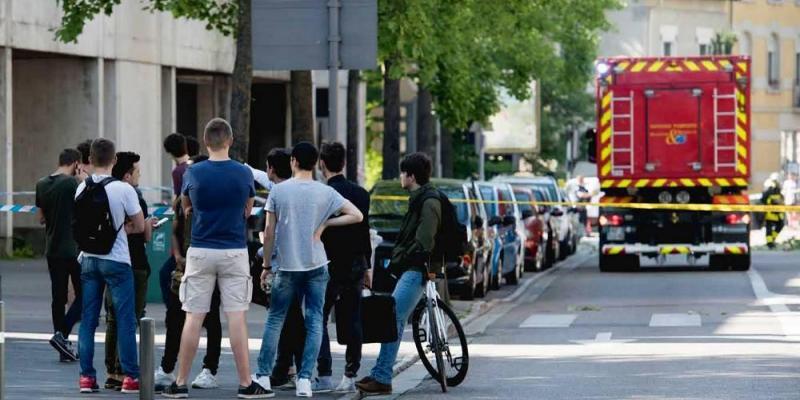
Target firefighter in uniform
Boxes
[762,178,785,249]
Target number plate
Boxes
[606,227,625,241]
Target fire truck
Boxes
[591,56,751,271]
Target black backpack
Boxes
[413,189,467,263]
[73,177,122,254]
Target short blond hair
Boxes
[204,118,233,151]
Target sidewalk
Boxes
[0,258,476,400]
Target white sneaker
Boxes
[251,374,272,392]
[154,366,175,388]
[191,368,219,389]
[296,378,312,397]
[334,376,356,393]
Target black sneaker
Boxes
[162,382,189,399]
[104,377,123,391]
[237,381,274,399]
[49,332,78,361]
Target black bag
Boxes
[413,189,467,262]
[359,293,398,344]
[73,177,122,255]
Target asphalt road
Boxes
[398,248,800,400]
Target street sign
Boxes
[252,0,378,71]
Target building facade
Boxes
[732,0,800,186]
[0,0,364,253]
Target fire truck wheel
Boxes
[730,254,751,271]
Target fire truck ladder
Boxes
[713,87,738,172]
[611,91,634,173]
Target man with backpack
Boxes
[74,138,144,394]
[356,152,448,396]
[36,148,82,362]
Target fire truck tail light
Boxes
[725,214,750,225]
[600,214,623,226]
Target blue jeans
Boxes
[370,271,424,385]
[79,257,139,379]
[257,267,329,380]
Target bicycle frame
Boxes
[423,280,449,349]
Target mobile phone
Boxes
[154,217,169,228]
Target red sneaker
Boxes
[79,375,99,393]
[121,376,140,394]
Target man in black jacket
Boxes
[312,142,372,393]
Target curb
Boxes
[344,250,591,399]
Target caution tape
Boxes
[369,195,800,213]
[0,205,265,217]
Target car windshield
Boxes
[532,182,559,201]
[440,187,469,226]
[515,191,533,213]
[369,182,408,231]
[533,190,547,202]
[479,185,498,217]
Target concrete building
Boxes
[732,0,800,187]
[0,0,364,253]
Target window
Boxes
[699,44,708,55]
[739,31,752,56]
[663,42,673,56]
[768,33,780,87]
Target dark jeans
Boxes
[158,256,222,374]
[47,257,82,337]
[271,298,305,381]
[318,268,364,378]
[105,267,149,376]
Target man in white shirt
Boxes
[74,138,145,394]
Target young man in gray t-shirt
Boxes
[254,142,363,397]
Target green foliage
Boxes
[55,0,237,43]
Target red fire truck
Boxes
[591,56,751,271]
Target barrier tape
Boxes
[2,196,799,216]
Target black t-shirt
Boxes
[35,174,79,259]
[128,189,150,270]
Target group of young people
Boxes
[36,116,443,399]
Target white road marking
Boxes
[747,267,800,338]
[649,313,702,327]
[570,331,637,345]
[519,313,577,328]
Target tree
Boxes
[228,0,252,161]
[346,70,361,181]
[290,71,315,144]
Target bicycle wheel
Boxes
[429,298,448,392]
[412,297,470,387]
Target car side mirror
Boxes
[521,209,534,220]
[502,215,516,226]
[551,208,564,217]
[489,216,502,226]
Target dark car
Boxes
[368,179,488,300]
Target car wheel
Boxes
[474,267,486,298]
[544,238,555,269]
[461,268,475,300]
[506,262,520,285]
[558,239,569,261]
[491,256,502,290]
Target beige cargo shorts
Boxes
[180,247,252,313]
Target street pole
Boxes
[435,119,442,178]
[328,0,341,143]
[139,318,155,400]
[0,300,5,400]
[478,129,486,182]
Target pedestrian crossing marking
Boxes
[519,314,577,328]
[649,313,702,327]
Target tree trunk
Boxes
[416,86,434,158]
[290,70,315,144]
[229,0,253,162]
[382,62,401,179]
[441,126,454,178]
[346,70,360,181]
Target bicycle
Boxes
[411,279,469,392]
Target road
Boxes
[399,248,800,400]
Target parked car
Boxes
[476,182,523,288]
[531,187,559,268]
[561,188,583,254]
[494,175,575,259]
[511,186,548,272]
[367,179,488,300]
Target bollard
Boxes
[139,317,155,400]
